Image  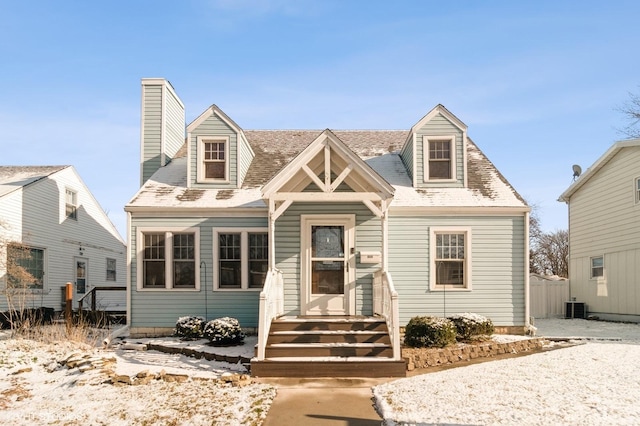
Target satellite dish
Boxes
[572,164,582,180]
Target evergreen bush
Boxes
[175,316,205,339]
[448,313,494,341]
[203,317,245,346]
[403,316,457,348]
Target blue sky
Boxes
[2,1,639,238]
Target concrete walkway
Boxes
[258,377,389,426]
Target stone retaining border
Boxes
[145,342,253,366]
[402,338,545,370]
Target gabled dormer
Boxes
[400,104,468,188]
[186,105,254,189]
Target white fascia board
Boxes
[388,205,530,215]
[411,104,468,134]
[125,206,268,216]
[186,106,214,133]
[271,192,383,202]
[559,139,640,202]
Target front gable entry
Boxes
[262,129,395,220]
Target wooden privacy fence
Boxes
[530,277,570,319]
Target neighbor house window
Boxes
[138,229,199,290]
[591,256,604,279]
[430,227,471,290]
[7,244,45,289]
[214,229,268,290]
[106,258,116,281]
[423,136,456,181]
[197,136,229,182]
[65,188,78,220]
[635,177,640,204]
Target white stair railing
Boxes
[255,268,284,360]
[373,269,401,360]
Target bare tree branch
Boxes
[617,89,640,138]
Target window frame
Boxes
[635,177,640,205]
[422,135,457,182]
[7,244,46,290]
[106,258,117,281]
[429,227,472,291]
[197,135,230,183]
[65,188,78,220]
[590,255,604,279]
[136,228,200,291]
[213,228,268,291]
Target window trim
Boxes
[106,257,117,281]
[590,255,604,279]
[634,177,640,205]
[422,135,457,183]
[65,187,78,220]
[213,227,268,291]
[6,244,46,290]
[197,135,230,183]
[429,227,472,291]
[136,227,200,291]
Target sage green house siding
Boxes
[238,135,254,184]
[399,134,414,182]
[388,214,527,326]
[415,113,465,188]
[129,215,267,329]
[189,114,239,188]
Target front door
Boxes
[301,215,355,315]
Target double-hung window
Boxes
[7,244,45,289]
[590,256,604,279]
[214,228,268,290]
[197,136,229,182]
[65,188,78,220]
[138,229,199,290]
[635,177,640,204]
[430,227,471,291]
[423,136,456,181]
[106,258,116,281]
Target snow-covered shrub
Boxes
[403,316,457,348]
[203,317,245,346]
[175,316,205,339]
[448,313,494,341]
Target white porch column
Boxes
[381,205,389,272]
[268,199,276,270]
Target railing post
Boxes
[91,288,97,311]
[65,282,73,330]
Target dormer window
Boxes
[65,188,78,220]
[423,136,456,182]
[197,136,229,182]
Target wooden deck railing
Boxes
[77,286,126,312]
[373,269,401,360]
[256,268,284,360]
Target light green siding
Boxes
[130,215,267,329]
[388,215,526,326]
[141,85,162,185]
[189,115,238,188]
[415,113,465,188]
[399,135,414,185]
[238,135,254,184]
[274,203,380,316]
[163,87,185,163]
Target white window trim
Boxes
[196,135,230,183]
[590,255,604,280]
[634,177,640,205]
[213,227,268,291]
[64,187,78,220]
[8,244,47,291]
[136,227,200,291]
[429,226,472,291]
[422,135,457,183]
[106,257,117,281]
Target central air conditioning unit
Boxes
[565,301,586,319]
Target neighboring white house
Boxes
[559,139,640,323]
[0,166,126,314]
[124,78,530,378]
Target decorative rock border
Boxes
[145,342,252,366]
[402,338,545,370]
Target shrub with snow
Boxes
[175,316,205,339]
[203,317,245,346]
[448,313,494,341]
[404,316,457,348]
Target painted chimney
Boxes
[139,78,185,186]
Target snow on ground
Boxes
[0,330,274,426]
[374,318,640,426]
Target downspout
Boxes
[524,211,531,333]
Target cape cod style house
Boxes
[126,78,530,376]
[559,139,640,323]
[0,166,126,316]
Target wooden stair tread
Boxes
[268,342,390,348]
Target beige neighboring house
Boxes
[559,139,640,323]
[0,166,126,315]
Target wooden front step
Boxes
[251,316,406,378]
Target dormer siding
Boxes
[415,113,465,188]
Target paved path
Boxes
[258,377,389,426]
